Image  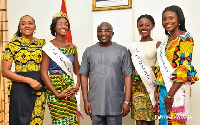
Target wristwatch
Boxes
[124,101,130,105]
[166,94,174,99]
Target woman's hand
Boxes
[66,86,79,98]
[164,82,182,113]
[27,78,42,90]
[164,95,174,113]
[56,89,72,99]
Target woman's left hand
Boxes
[70,86,79,94]
[164,82,183,113]
[65,86,79,99]
[164,95,174,113]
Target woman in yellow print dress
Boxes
[2,15,46,125]
[41,12,80,125]
[154,5,199,125]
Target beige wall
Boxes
[7,0,200,124]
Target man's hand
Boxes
[121,103,130,117]
[84,101,92,116]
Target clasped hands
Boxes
[56,86,79,100]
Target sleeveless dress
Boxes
[3,35,46,125]
[131,41,157,121]
[46,46,78,125]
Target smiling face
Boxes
[137,17,154,39]
[19,16,36,39]
[162,10,180,33]
[55,17,69,36]
[97,24,114,47]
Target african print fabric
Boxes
[3,35,45,72]
[155,32,199,124]
[30,92,46,125]
[46,46,78,125]
[3,35,46,125]
[131,67,156,121]
[155,32,198,86]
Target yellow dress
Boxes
[3,35,46,125]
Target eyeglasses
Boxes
[97,29,112,33]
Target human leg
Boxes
[136,120,147,125]
[147,121,155,125]
[135,120,155,125]
[91,115,107,125]
[106,115,122,125]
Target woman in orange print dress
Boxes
[154,5,199,125]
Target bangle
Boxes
[124,101,130,105]
[166,94,174,99]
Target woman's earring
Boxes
[34,30,36,34]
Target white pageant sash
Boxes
[131,43,156,107]
[157,39,190,122]
[42,42,73,77]
[42,42,84,119]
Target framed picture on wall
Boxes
[92,0,132,11]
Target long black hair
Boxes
[162,5,187,36]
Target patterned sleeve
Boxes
[171,32,199,83]
[3,42,16,62]
[72,46,77,54]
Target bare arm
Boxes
[69,52,81,96]
[81,74,89,102]
[156,41,162,48]
[80,74,91,115]
[168,82,183,96]
[164,82,183,112]
[121,75,132,116]
[124,75,132,102]
[73,52,80,89]
[2,60,41,90]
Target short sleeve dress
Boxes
[3,35,46,125]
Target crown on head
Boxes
[52,12,68,20]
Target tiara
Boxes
[52,12,68,20]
